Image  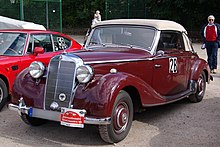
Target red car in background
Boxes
[0,29,81,110]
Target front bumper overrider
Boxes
[8,97,111,125]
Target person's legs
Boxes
[205,42,213,70]
[212,42,218,73]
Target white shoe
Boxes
[201,44,206,50]
[213,69,217,74]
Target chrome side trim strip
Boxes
[85,58,154,64]
[84,54,175,65]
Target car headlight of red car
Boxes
[76,65,93,83]
[29,61,45,78]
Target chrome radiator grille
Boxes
[44,55,76,110]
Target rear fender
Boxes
[190,60,211,83]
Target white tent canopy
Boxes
[0,16,46,30]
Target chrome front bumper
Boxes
[8,97,111,125]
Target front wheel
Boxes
[99,90,133,143]
[0,79,8,111]
[189,71,206,103]
[21,114,47,126]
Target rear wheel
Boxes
[0,79,8,111]
[189,71,206,103]
[21,114,47,126]
[99,90,133,143]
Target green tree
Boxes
[62,0,104,28]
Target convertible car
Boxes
[0,29,81,110]
[9,19,212,143]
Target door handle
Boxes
[155,64,161,68]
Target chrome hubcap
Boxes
[197,75,204,96]
[0,87,3,103]
[113,101,129,134]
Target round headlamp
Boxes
[29,61,45,78]
[76,65,93,83]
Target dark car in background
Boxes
[9,19,212,143]
[0,29,81,110]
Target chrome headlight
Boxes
[76,65,93,83]
[29,61,45,78]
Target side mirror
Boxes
[156,50,164,57]
[33,47,44,56]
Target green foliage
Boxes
[144,0,220,31]
[1,0,220,38]
[0,0,20,19]
[61,0,220,38]
[62,0,105,28]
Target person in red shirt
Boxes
[201,15,220,74]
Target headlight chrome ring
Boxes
[76,65,93,83]
[29,61,45,78]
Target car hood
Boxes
[71,46,152,63]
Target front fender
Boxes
[11,68,46,109]
[74,72,164,117]
[0,67,12,93]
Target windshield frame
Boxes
[84,25,157,52]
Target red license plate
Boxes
[60,107,86,128]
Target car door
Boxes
[152,31,191,96]
[0,32,28,90]
[20,33,57,70]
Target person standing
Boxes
[92,10,101,26]
[201,15,220,74]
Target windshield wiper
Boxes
[118,43,145,49]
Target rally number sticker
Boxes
[169,57,177,73]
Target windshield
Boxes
[0,32,27,56]
[86,25,156,51]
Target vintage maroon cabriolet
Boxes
[0,29,81,110]
[9,19,212,143]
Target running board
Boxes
[143,80,197,107]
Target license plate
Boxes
[60,107,86,128]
